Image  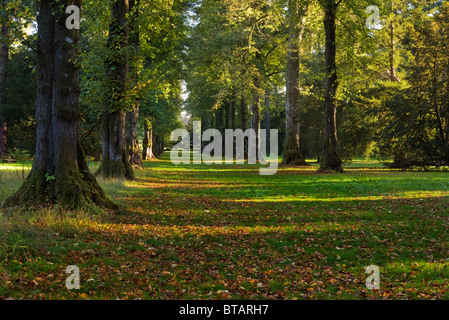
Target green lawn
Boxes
[1,155,449,300]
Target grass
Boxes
[1,155,449,300]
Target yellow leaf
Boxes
[79,293,88,299]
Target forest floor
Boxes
[1,155,449,300]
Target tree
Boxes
[125,0,142,167]
[319,0,343,172]
[375,1,449,168]
[185,0,286,160]
[3,0,115,211]
[98,0,135,180]
[282,0,308,165]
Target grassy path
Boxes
[1,155,449,299]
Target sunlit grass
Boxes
[1,154,449,300]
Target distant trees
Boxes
[0,0,448,213]
[0,0,34,160]
[375,2,449,168]
[185,0,286,159]
[79,0,187,168]
[2,47,37,154]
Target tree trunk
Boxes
[225,100,230,129]
[126,105,142,166]
[201,116,210,153]
[152,134,163,158]
[98,0,135,180]
[240,95,248,159]
[152,134,158,158]
[125,0,142,167]
[240,95,247,132]
[3,0,116,211]
[320,0,343,172]
[157,135,164,157]
[388,20,399,82]
[231,90,236,130]
[216,106,224,132]
[283,0,308,165]
[0,13,9,159]
[251,79,261,160]
[264,90,271,156]
[142,119,153,160]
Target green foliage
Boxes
[1,47,37,154]
[185,0,287,122]
[374,2,449,168]
[78,0,189,151]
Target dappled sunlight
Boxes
[28,216,370,240]
[2,157,449,300]
[221,191,449,203]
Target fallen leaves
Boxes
[1,160,449,300]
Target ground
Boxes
[0,155,449,300]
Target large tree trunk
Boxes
[125,0,142,167]
[0,13,9,159]
[3,0,115,211]
[320,0,343,172]
[98,0,135,180]
[283,0,308,165]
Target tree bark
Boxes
[283,0,308,165]
[126,105,142,166]
[264,90,271,156]
[320,0,343,172]
[98,0,135,180]
[388,20,400,82]
[125,0,142,167]
[231,90,236,130]
[142,118,153,160]
[240,95,247,132]
[251,79,261,160]
[152,134,163,158]
[3,0,116,211]
[240,95,248,159]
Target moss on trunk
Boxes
[2,0,116,213]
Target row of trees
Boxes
[0,0,448,211]
[1,0,189,210]
[184,0,448,171]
